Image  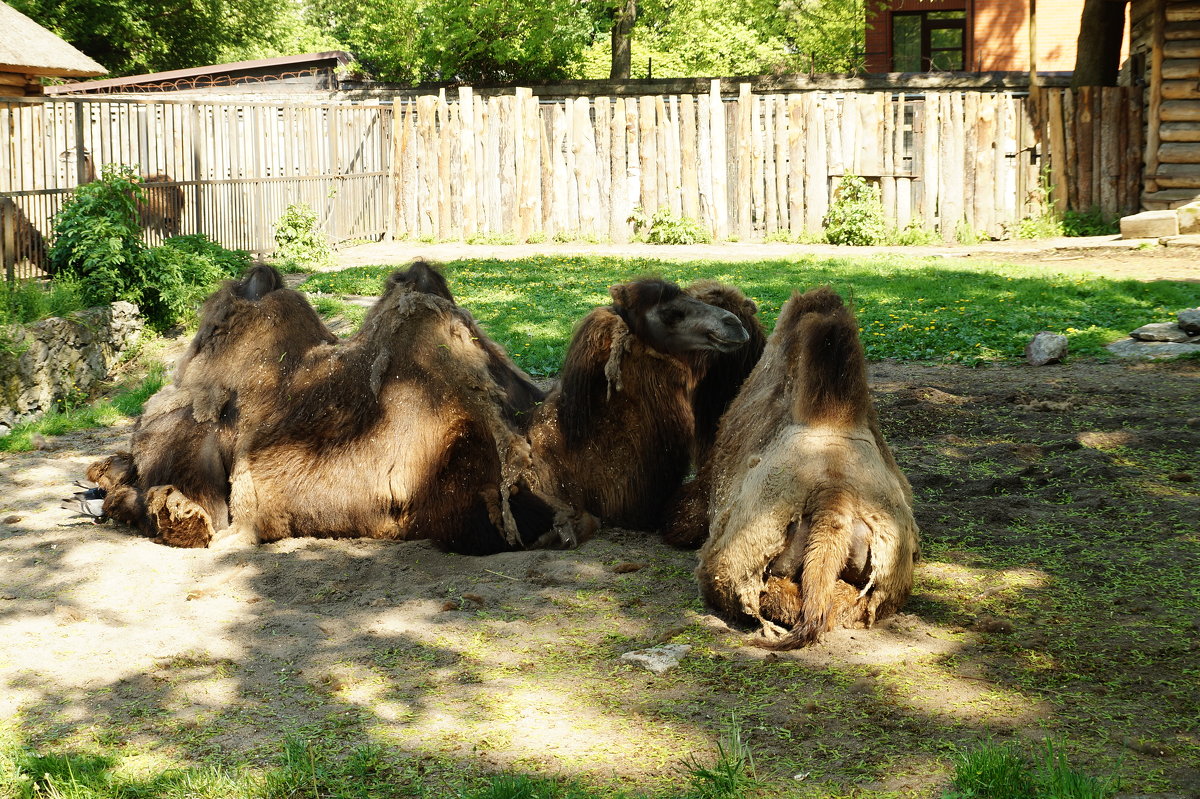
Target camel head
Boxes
[609,279,749,356]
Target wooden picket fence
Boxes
[392,82,1143,245]
[1,84,1144,281]
[1,96,392,281]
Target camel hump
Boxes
[387,260,455,303]
[778,287,870,427]
[236,264,285,302]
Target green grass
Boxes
[0,362,167,453]
[298,255,1199,375]
[0,277,87,328]
[0,728,763,799]
[943,739,1117,799]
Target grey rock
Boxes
[1024,332,1068,366]
[620,643,692,674]
[1106,338,1200,359]
[1120,210,1179,239]
[1,302,143,430]
[1178,307,1200,335]
[1130,322,1194,343]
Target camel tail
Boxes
[765,497,856,650]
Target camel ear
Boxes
[608,283,631,308]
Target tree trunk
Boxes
[610,0,637,80]
[1072,0,1129,87]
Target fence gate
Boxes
[1,96,393,281]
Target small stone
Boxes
[1024,332,1068,366]
[461,593,485,606]
[1168,472,1193,483]
[439,600,459,612]
[2,515,20,525]
[1178,307,1200,335]
[613,562,644,574]
[620,643,692,674]
[1129,322,1194,343]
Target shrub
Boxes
[46,166,247,331]
[46,164,146,309]
[1062,207,1119,237]
[629,207,713,245]
[273,203,333,268]
[823,175,887,246]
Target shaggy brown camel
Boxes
[87,264,337,546]
[527,278,751,531]
[693,287,919,649]
[212,263,584,554]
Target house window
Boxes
[892,10,967,72]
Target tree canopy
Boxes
[17,0,875,83]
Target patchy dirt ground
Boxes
[2,244,1199,796]
[2,355,1197,797]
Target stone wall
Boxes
[0,302,143,434]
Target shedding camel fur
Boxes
[217,262,585,554]
[694,286,919,649]
[87,264,337,546]
[527,278,751,531]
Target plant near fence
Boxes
[629,206,713,245]
[273,203,334,270]
[823,175,887,246]
[47,165,250,331]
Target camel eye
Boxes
[659,307,685,325]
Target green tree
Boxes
[779,0,868,74]
[307,0,423,84]
[13,0,333,76]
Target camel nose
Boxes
[719,309,750,344]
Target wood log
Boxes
[611,98,629,241]
[881,96,895,223]
[680,94,700,221]
[787,94,804,237]
[736,83,752,239]
[596,96,611,238]
[804,93,827,232]
[709,80,729,238]
[1048,90,1067,215]
[774,94,789,233]
[625,97,640,236]
[416,95,437,238]
[1078,86,1095,210]
[696,93,712,230]
[639,95,657,214]
[759,95,774,234]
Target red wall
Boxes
[865,0,1091,74]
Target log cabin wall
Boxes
[1136,0,1200,208]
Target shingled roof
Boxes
[0,1,106,78]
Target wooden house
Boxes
[0,1,105,96]
[1132,0,1200,208]
[865,0,1090,74]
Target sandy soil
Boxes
[1,247,1198,797]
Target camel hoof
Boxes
[209,526,259,551]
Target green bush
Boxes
[1062,207,1119,237]
[823,175,887,246]
[630,207,713,245]
[273,203,333,268]
[46,165,247,331]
